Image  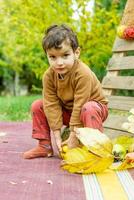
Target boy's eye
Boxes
[49,55,56,59]
[63,54,69,58]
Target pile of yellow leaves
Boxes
[61,128,134,174]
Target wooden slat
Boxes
[102,37,134,138]
[104,114,127,131]
[107,96,134,111]
[102,76,134,90]
[102,72,120,96]
[104,128,134,139]
[108,56,134,70]
[102,53,124,96]
[104,114,126,131]
[112,37,134,52]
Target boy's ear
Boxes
[75,47,81,59]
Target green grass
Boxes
[0,95,42,121]
[0,95,129,122]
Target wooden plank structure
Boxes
[102,37,134,138]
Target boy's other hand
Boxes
[62,131,79,149]
[53,130,62,152]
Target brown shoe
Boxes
[23,143,53,159]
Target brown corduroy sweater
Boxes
[42,60,108,132]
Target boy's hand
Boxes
[53,130,62,152]
[62,131,79,149]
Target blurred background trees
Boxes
[0,0,127,96]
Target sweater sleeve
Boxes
[69,74,93,131]
[42,72,63,131]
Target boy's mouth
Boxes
[55,67,65,71]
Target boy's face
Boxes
[46,41,80,75]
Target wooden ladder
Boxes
[102,36,134,139]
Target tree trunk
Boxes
[14,71,20,96]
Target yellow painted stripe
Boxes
[96,169,128,200]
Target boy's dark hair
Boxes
[42,24,79,52]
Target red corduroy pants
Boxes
[31,99,108,141]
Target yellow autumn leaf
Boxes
[75,128,113,157]
[61,147,114,174]
[81,156,114,174]
[110,160,134,170]
[63,147,92,164]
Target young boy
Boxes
[23,24,108,159]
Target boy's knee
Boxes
[81,101,97,113]
[31,99,43,112]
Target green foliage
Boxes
[0,0,74,77]
[78,3,120,80]
[0,0,126,90]
[97,0,127,12]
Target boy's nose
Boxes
[56,58,64,65]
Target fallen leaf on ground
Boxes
[9,181,17,185]
[0,132,6,137]
[47,180,53,185]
